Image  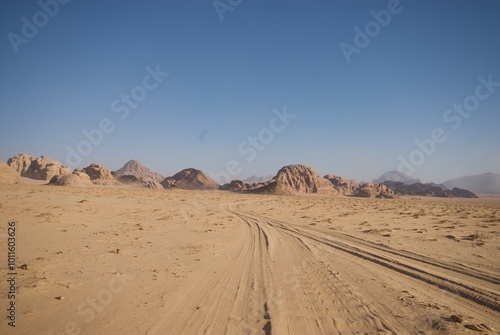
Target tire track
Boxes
[230,205,408,334]
[147,204,273,335]
[275,221,500,313]
[324,229,500,286]
[231,205,500,328]
[149,202,499,334]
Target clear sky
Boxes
[1,0,499,183]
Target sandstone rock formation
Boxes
[161,168,219,190]
[220,180,246,192]
[141,177,164,190]
[0,162,22,184]
[324,174,358,195]
[354,183,396,198]
[160,178,177,189]
[49,170,93,187]
[219,179,269,192]
[7,154,71,180]
[82,163,117,186]
[114,160,164,183]
[115,174,164,189]
[250,165,337,194]
[7,153,33,175]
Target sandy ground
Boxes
[0,184,499,335]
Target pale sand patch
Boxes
[0,184,498,334]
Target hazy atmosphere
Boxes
[1,1,500,183]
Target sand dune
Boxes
[0,184,499,334]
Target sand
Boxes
[0,183,499,334]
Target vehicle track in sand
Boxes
[147,203,500,334]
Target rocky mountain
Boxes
[354,183,396,198]
[324,174,358,195]
[161,168,219,190]
[7,154,71,180]
[373,170,420,185]
[443,172,500,195]
[114,160,164,183]
[83,163,117,186]
[249,165,337,194]
[0,161,22,184]
[383,181,478,198]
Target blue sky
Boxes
[1,0,499,183]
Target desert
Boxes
[2,1,499,334]
[0,159,499,334]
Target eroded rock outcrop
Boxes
[141,177,164,190]
[250,165,337,194]
[161,168,219,190]
[7,154,71,180]
[354,182,396,198]
[49,170,93,187]
[0,162,22,184]
[324,174,358,195]
[83,163,117,186]
[220,180,246,192]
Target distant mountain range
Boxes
[242,175,273,184]
[373,170,420,185]
[383,181,477,198]
[443,172,500,194]
[2,153,494,198]
[374,170,500,195]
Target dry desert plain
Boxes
[0,183,499,335]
